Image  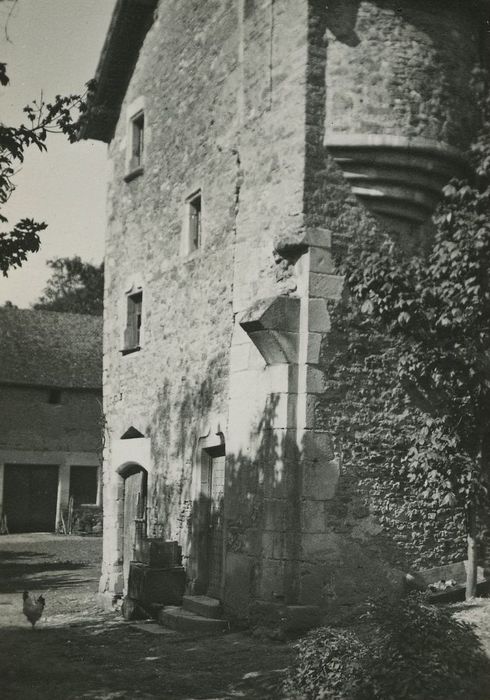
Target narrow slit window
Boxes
[123,291,143,353]
[188,192,202,252]
[130,112,144,171]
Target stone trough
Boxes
[406,561,490,603]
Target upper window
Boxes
[125,110,145,180]
[123,290,143,354]
[188,191,202,253]
[48,389,62,405]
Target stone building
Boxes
[0,308,102,534]
[84,0,489,624]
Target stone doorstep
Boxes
[250,601,321,633]
[182,594,222,619]
[158,606,230,634]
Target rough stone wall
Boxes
[103,0,241,579]
[325,0,481,147]
[0,385,102,453]
[233,0,310,310]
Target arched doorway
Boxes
[119,464,148,590]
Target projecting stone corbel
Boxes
[238,295,300,365]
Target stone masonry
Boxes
[85,0,489,623]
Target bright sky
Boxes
[0,0,116,307]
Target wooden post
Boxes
[466,505,478,600]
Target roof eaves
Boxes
[81,0,158,143]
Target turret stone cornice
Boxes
[325,133,470,229]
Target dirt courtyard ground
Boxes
[0,534,291,700]
[3,534,490,699]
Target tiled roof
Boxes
[0,308,102,389]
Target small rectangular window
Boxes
[188,192,202,252]
[130,111,144,172]
[48,389,62,405]
[123,291,143,354]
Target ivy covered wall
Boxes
[317,302,467,573]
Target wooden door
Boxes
[122,469,147,589]
[204,451,225,599]
[4,464,59,533]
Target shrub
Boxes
[285,594,490,700]
[283,627,374,700]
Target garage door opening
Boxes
[3,464,59,533]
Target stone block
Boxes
[299,564,331,606]
[229,368,264,401]
[306,333,322,364]
[269,392,296,429]
[302,458,339,501]
[248,330,289,364]
[271,330,299,363]
[310,273,344,300]
[300,227,332,249]
[305,366,326,394]
[304,394,317,429]
[262,530,291,560]
[301,500,326,534]
[158,606,229,633]
[239,295,300,334]
[309,245,334,274]
[263,498,296,532]
[182,595,222,619]
[230,341,252,372]
[258,559,289,600]
[261,455,297,499]
[227,527,262,557]
[301,532,341,562]
[302,430,335,462]
[267,364,299,393]
[223,553,257,617]
[249,600,321,634]
[308,298,330,333]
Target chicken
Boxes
[22,591,45,628]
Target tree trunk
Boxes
[466,505,478,600]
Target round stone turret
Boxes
[324,0,482,229]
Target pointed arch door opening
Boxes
[121,464,148,590]
[198,444,225,599]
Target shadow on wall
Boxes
[148,351,228,541]
[152,371,419,623]
[325,0,361,47]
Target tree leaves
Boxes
[33,256,104,316]
[0,63,95,275]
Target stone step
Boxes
[182,594,222,619]
[157,606,229,634]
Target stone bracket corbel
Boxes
[238,295,300,365]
